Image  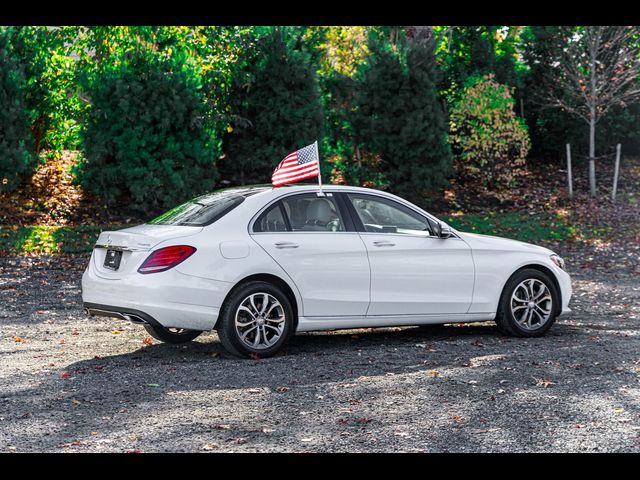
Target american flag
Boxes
[271,142,320,187]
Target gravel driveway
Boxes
[1,244,639,452]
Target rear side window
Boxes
[149,190,254,226]
[254,203,288,232]
[253,193,346,233]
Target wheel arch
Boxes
[499,263,563,317]
[215,273,300,330]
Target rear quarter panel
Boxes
[168,194,304,312]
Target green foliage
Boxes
[353,32,452,202]
[76,49,218,210]
[220,29,324,185]
[3,26,83,159]
[449,74,530,196]
[0,30,36,192]
[436,26,526,102]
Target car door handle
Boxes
[274,242,299,249]
[373,240,396,247]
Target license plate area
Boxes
[103,249,123,270]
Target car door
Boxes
[344,192,475,316]
[250,192,370,317]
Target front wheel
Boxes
[495,269,559,337]
[217,281,295,358]
[143,324,202,344]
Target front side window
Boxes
[348,194,434,236]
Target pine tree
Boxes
[221,29,324,185]
[354,31,452,202]
[0,29,36,192]
[78,51,218,210]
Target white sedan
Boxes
[82,185,572,358]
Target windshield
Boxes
[148,187,266,226]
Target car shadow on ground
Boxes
[5,317,640,452]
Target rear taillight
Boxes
[138,245,196,274]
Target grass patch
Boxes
[442,211,593,243]
[0,211,609,255]
[0,225,120,255]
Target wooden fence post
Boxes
[612,143,621,201]
[566,144,573,199]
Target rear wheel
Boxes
[217,281,295,358]
[143,324,202,344]
[495,269,558,337]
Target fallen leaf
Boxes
[533,377,555,388]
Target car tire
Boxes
[217,281,295,358]
[495,268,559,337]
[143,324,202,344]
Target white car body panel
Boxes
[358,233,474,315]
[82,184,572,334]
[251,231,370,316]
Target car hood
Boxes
[456,231,555,255]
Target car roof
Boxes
[220,183,387,195]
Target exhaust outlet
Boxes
[123,314,148,325]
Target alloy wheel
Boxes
[234,293,286,350]
[510,279,553,330]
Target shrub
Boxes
[220,29,324,186]
[0,30,36,192]
[76,51,218,210]
[352,32,452,203]
[4,26,83,159]
[449,74,530,196]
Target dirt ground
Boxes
[0,240,638,452]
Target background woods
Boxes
[1,25,639,253]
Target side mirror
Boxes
[439,224,453,239]
[434,222,452,239]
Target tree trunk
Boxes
[589,108,596,197]
[354,144,362,167]
[589,48,597,197]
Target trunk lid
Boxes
[92,224,202,279]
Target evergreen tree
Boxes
[353,31,452,202]
[0,29,36,192]
[221,29,324,185]
[77,50,218,210]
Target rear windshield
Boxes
[148,188,264,226]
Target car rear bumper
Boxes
[81,262,231,331]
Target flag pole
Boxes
[314,140,325,196]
